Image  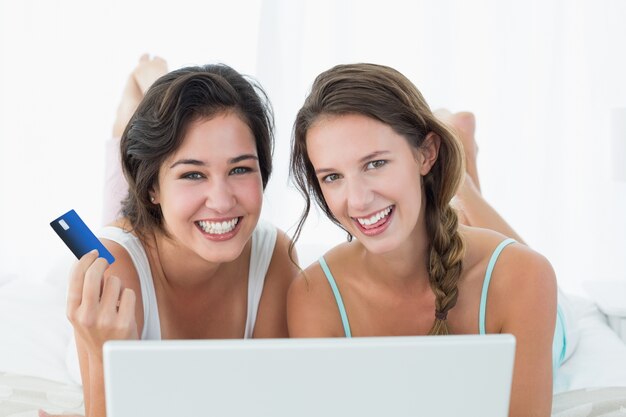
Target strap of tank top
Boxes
[244,221,277,339]
[318,256,352,337]
[97,226,160,339]
[479,238,517,334]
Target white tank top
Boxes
[97,219,277,339]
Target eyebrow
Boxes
[169,154,258,169]
[314,150,390,175]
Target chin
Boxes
[358,236,402,256]
[204,234,250,259]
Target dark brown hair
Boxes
[120,64,274,238]
[290,63,465,335]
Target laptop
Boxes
[103,334,515,417]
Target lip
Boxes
[352,206,394,237]
[195,216,243,242]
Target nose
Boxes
[205,178,237,214]
[346,176,374,213]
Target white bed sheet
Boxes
[554,294,626,392]
[0,276,74,386]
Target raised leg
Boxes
[436,110,526,245]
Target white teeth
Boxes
[197,218,239,234]
[356,207,392,227]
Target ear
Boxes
[418,132,441,176]
[149,185,160,205]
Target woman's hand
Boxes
[66,250,138,359]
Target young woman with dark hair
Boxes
[51,56,297,417]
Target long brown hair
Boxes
[290,63,465,335]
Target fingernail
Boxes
[39,410,50,417]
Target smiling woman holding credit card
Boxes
[41,56,298,417]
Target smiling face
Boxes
[151,112,263,262]
[306,113,435,255]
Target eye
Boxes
[366,160,387,170]
[182,172,204,180]
[322,173,341,183]
[230,166,253,175]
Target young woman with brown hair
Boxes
[287,63,567,417]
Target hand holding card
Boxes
[50,209,115,264]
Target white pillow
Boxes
[554,295,626,392]
[0,278,76,385]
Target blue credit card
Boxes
[50,209,115,264]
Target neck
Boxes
[359,223,431,290]
[149,232,225,291]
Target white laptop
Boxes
[103,334,515,417]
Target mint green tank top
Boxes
[318,238,567,370]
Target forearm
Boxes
[75,334,107,417]
[75,338,91,414]
[86,353,108,417]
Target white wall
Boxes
[0,0,264,277]
[1,0,625,293]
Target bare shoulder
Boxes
[462,225,554,281]
[461,228,557,415]
[493,239,557,330]
[259,227,299,303]
[290,241,353,298]
[287,257,331,304]
[266,227,299,284]
[100,221,143,291]
[461,225,557,330]
[287,243,350,337]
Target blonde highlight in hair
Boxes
[290,63,466,335]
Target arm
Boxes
[67,242,144,417]
[287,265,346,338]
[252,230,299,338]
[493,245,557,417]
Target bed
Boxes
[1,257,626,417]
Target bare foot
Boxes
[112,54,168,137]
[451,173,480,226]
[133,54,168,94]
[434,109,481,192]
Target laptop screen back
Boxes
[103,334,515,417]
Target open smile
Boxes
[352,205,394,236]
[195,216,242,241]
